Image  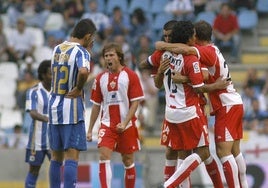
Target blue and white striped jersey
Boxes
[25,82,50,151]
[49,41,90,125]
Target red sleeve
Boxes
[127,69,144,100]
[90,73,103,104]
[149,50,164,75]
[184,55,204,87]
[197,46,217,67]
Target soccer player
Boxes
[155,20,229,188]
[24,60,51,188]
[156,20,248,188]
[48,18,96,188]
[139,20,185,183]
[87,42,144,188]
[141,20,224,187]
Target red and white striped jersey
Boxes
[197,44,243,114]
[163,53,204,123]
[90,66,144,129]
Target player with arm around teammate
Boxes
[48,18,96,188]
[25,60,51,188]
[157,20,248,188]
[160,20,229,188]
[87,42,144,188]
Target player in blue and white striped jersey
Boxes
[48,18,96,188]
[25,60,51,188]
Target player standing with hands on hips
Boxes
[48,18,96,188]
[87,42,144,188]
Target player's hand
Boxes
[116,123,125,133]
[215,76,230,90]
[65,87,82,98]
[87,132,93,142]
[158,59,170,74]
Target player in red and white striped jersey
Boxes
[156,20,248,188]
[156,21,229,188]
[87,42,144,188]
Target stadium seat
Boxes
[195,11,216,25]
[0,78,16,96]
[33,46,53,65]
[128,0,151,14]
[0,109,23,129]
[44,12,64,31]
[238,9,258,30]
[0,62,19,80]
[0,14,9,28]
[106,0,128,14]
[152,12,173,32]
[256,0,268,14]
[150,0,169,15]
[26,27,45,47]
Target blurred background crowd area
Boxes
[0,0,268,149]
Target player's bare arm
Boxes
[116,100,139,133]
[172,69,209,84]
[195,76,230,93]
[66,67,89,98]
[87,104,101,142]
[155,41,197,55]
[29,110,48,122]
[139,59,152,69]
[154,58,170,89]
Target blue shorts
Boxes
[48,121,87,151]
[25,149,51,166]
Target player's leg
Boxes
[217,141,240,188]
[203,151,224,188]
[122,153,136,188]
[117,125,141,188]
[99,147,113,188]
[233,140,248,188]
[49,150,64,188]
[63,122,87,188]
[25,149,49,188]
[25,165,41,188]
[48,124,63,188]
[164,147,178,181]
[177,150,193,188]
[164,117,210,188]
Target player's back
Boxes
[49,41,90,125]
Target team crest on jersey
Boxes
[193,62,200,73]
[29,155,35,161]
[110,80,116,89]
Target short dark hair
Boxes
[71,18,96,39]
[194,20,212,41]
[171,21,195,44]
[38,60,51,81]
[163,20,178,31]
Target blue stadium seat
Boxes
[195,11,216,26]
[106,0,128,14]
[150,0,169,15]
[152,12,173,32]
[238,9,258,30]
[256,0,268,14]
[128,0,151,14]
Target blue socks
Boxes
[49,160,62,188]
[25,172,38,188]
[64,160,78,188]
